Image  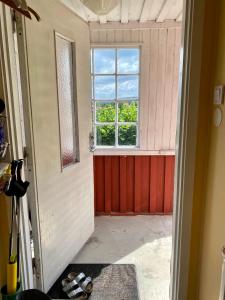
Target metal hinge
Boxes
[23,146,28,159]
[89,132,95,152]
[11,10,17,33]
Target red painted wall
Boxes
[94,155,175,215]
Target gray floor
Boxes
[73,216,172,300]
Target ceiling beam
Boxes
[90,20,181,31]
[99,15,107,24]
[121,0,129,23]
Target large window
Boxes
[91,47,140,148]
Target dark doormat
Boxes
[48,264,139,300]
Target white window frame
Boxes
[91,46,141,149]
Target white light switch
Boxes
[213,107,223,127]
[213,85,225,105]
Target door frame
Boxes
[0,0,206,297]
[0,4,34,289]
[171,0,205,299]
[14,13,44,289]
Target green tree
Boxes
[96,101,138,146]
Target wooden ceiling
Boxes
[60,0,183,24]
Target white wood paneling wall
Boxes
[90,24,181,152]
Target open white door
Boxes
[15,1,94,292]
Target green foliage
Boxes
[96,101,138,146]
[118,125,136,145]
[118,102,138,122]
[96,103,115,122]
[97,125,115,146]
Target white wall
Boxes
[25,0,94,291]
[90,22,181,154]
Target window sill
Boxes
[93,148,176,156]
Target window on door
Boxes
[55,33,80,168]
[91,47,140,148]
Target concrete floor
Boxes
[73,216,172,300]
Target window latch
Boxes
[89,132,95,152]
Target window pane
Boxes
[96,125,115,146]
[117,48,140,74]
[118,101,138,122]
[55,34,79,168]
[96,102,115,122]
[117,75,139,100]
[91,76,94,99]
[94,76,115,100]
[118,125,137,146]
[90,50,93,74]
[94,49,115,74]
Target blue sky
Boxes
[93,48,139,100]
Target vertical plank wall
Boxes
[90,24,181,152]
[94,156,175,215]
[91,23,180,215]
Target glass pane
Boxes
[55,34,79,168]
[118,125,137,146]
[117,48,140,74]
[94,48,116,74]
[96,102,115,122]
[96,125,115,146]
[91,76,94,99]
[94,76,115,100]
[90,49,93,74]
[118,101,138,122]
[117,75,139,100]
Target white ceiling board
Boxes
[121,0,129,23]
[107,5,121,22]
[128,0,145,21]
[140,0,165,22]
[82,6,99,21]
[165,0,183,20]
[176,11,182,21]
[157,0,183,22]
[148,0,166,20]
[60,0,183,24]
[140,0,154,22]
[60,0,88,20]
[72,0,88,20]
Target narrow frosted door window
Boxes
[55,34,79,168]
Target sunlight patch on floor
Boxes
[73,216,172,300]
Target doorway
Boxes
[0,0,206,299]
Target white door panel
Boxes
[17,0,94,291]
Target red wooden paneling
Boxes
[111,156,120,212]
[150,156,165,213]
[104,157,111,213]
[94,156,105,212]
[164,156,175,213]
[134,157,142,213]
[126,156,134,212]
[141,156,150,212]
[120,157,127,213]
[94,155,175,215]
